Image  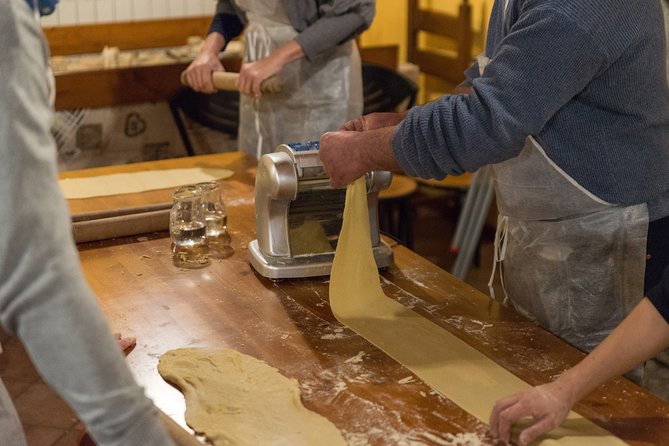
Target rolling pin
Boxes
[71,204,171,243]
[180,70,282,93]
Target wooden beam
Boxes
[44,16,212,56]
[53,58,241,110]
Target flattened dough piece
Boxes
[158,348,346,446]
[59,167,233,199]
[329,177,627,445]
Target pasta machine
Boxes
[248,141,394,279]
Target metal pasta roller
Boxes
[248,141,394,279]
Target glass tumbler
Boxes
[196,181,230,257]
[170,185,209,268]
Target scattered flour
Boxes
[321,333,347,340]
[345,351,366,364]
[442,432,489,445]
[343,430,490,446]
[321,327,348,340]
[398,376,415,384]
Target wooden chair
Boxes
[408,0,474,87]
[406,0,477,238]
[406,1,484,264]
[379,175,419,249]
[168,88,240,157]
[362,62,419,115]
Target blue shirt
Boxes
[393,0,669,220]
[24,0,58,16]
[648,265,669,324]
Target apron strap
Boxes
[488,214,510,303]
[253,97,263,159]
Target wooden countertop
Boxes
[64,153,669,445]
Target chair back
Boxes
[408,0,473,85]
[362,63,418,114]
[170,89,240,136]
[169,88,240,155]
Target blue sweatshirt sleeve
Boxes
[392,8,607,179]
[208,12,245,47]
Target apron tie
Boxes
[488,214,510,303]
[244,28,266,158]
[253,97,263,159]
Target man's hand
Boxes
[339,111,408,132]
[239,40,304,97]
[319,126,399,188]
[488,382,574,445]
[238,57,284,97]
[184,50,225,94]
[113,332,137,353]
[184,33,226,93]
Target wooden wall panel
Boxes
[44,16,212,56]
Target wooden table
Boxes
[63,152,669,445]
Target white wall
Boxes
[40,0,217,26]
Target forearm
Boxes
[293,2,374,61]
[186,31,227,92]
[361,126,400,173]
[199,31,226,58]
[238,39,305,96]
[267,39,305,69]
[556,298,669,405]
[320,126,400,188]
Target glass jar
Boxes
[196,181,231,258]
[169,185,209,268]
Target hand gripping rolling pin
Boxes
[180,70,282,93]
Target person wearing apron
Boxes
[489,263,669,445]
[185,0,374,158]
[318,0,669,400]
[1,2,180,445]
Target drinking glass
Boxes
[196,181,231,258]
[170,185,209,268]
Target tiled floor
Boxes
[0,330,85,446]
[0,182,497,446]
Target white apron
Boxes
[235,0,363,158]
[491,137,648,354]
[483,0,648,359]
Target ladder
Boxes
[450,165,495,280]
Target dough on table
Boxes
[59,167,234,199]
[328,177,626,446]
[158,347,346,446]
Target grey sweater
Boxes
[393,0,669,220]
[0,1,176,445]
[213,0,375,61]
